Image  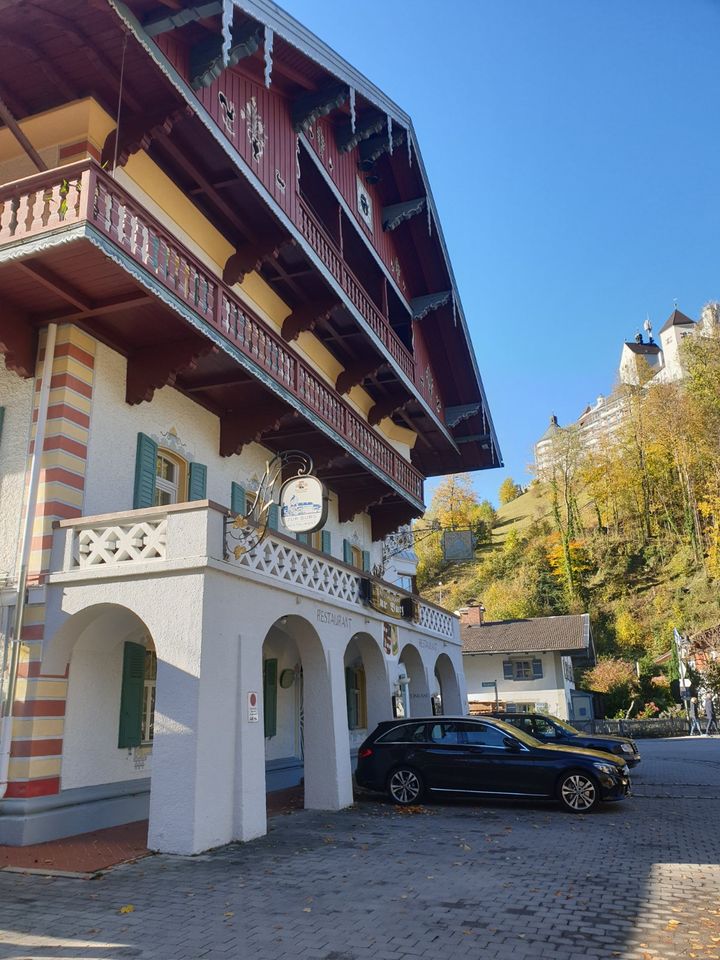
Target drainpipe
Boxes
[0,323,58,798]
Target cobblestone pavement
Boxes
[1,737,719,960]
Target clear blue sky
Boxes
[283,0,720,505]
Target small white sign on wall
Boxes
[247,691,259,723]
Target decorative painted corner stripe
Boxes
[10,738,63,758]
[12,700,66,718]
[5,776,61,799]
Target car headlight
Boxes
[592,762,617,776]
[620,743,633,754]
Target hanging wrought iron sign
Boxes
[279,474,328,534]
[225,450,326,559]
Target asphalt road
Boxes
[0,737,719,960]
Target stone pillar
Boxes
[303,644,353,811]
[233,633,267,842]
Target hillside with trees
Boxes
[417,316,720,717]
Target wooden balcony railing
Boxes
[0,161,424,504]
[297,198,416,382]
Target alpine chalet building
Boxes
[0,0,500,853]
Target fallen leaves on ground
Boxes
[118,905,134,915]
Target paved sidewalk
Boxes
[0,739,718,959]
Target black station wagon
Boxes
[355,716,631,814]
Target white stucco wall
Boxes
[0,366,33,582]
[83,342,374,556]
[464,651,571,718]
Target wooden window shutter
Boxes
[502,660,514,680]
[321,530,332,555]
[231,482,246,516]
[118,641,146,748]
[362,550,371,572]
[296,532,310,545]
[343,539,353,564]
[133,433,158,509]
[263,658,278,738]
[532,658,543,679]
[188,462,207,501]
[268,503,279,530]
[0,406,5,444]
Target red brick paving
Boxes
[0,787,305,875]
[0,819,150,874]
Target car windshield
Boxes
[486,716,542,748]
[549,717,580,734]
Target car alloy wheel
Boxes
[559,772,598,813]
[388,767,423,805]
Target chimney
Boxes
[459,601,485,627]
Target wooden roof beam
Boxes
[0,91,46,171]
[101,107,190,170]
[338,483,388,523]
[368,394,411,427]
[382,197,426,232]
[15,261,91,311]
[0,307,35,379]
[292,82,348,133]
[126,338,215,405]
[189,20,263,89]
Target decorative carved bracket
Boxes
[335,110,387,153]
[0,313,35,379]
[445,403,481,428]
[143,2,222,37]
[335,355,385,395]
[189,20,263,90]
[101,107,190,169]
[126,338,214,405]
[368,394,411,427]
[220,401,296,457]
[281,298,338,342]
[292,82,348,133]
[357,129,406,170]
[410,290,452,321]
[223,231,291,287]
[338,484,387,523]
[370,500,422,541]
[382,197,426,232]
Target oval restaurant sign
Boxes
[279,474,328,533]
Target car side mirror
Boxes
[503,736,521,752]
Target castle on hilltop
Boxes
[534,304,718,477]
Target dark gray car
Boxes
[492,713,641,767]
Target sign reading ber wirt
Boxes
[279,474,328,534]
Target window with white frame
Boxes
[513,660,533,680]
[141,649,157,743]
[154,451,186,506]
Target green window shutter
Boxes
[296,532,310,545]
[118,641,146,748]
[343,538,353,564]
[321,530,332,555]
[133,433,158,509]
[362,550,371,572]
[263,658,278,738]
[345,666,357,729]
[231,482,246,516]
[188,462,207,501]
[268,503,279,530]
[0,406,5,444]
[503,660,514,680]
[532,658,544,679]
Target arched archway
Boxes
[398,642,431,717]
[61,605,156,791]
[343,632,391,748]
[434,652,464,715]
[262,614,353,810]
